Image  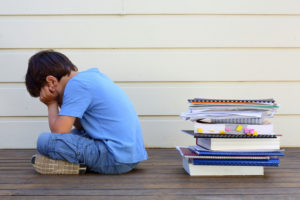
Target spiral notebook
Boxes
[182,130,277,138]
[197,118,264,124]
[188,98,276,104]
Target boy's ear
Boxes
[45,75,58,87]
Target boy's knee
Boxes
[37,132,52,156]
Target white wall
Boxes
[0,0,300,148]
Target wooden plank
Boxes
[125,0,300,14]
[1,188,300,196]
[1,16,300,48]
[1,49,300,82]
[0,83,299,116]
[0,148,299,200]
[0,116,299,148]
[0,148,298,200]
[0,0,122,15]
[1,196,300,200]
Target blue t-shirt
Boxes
[59,68,148,163]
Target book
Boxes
[182,130,277,138]
[181,98,279,122]
[180,108,277,121]
[194,122,274,135]
[196,137,280,151]
[197,118,264,125]
[188,98,276,104]
[179,97,283,176]
[189,145,285,156]
[176,146,270,160]
[182,158,264,176]
[192,158,279,166]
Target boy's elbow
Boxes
[50,116,75,134]
[50,126,71,134]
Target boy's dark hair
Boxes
[25,50,78,97]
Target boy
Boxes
[25,50,148,174]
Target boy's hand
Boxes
[40,86,58,106]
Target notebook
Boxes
[176,146,270,160]
[182,130,278,138]
[188,98,276,104]
[197,118,264,125]
[189,145,285,156]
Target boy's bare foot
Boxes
[31,154,86,175]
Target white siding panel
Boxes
[0,118,50,149]
[0,83,299,116]
[1,0,300,15]
[0,116,298,148]
[1,16,300,48]
[125,0,300,15]
[1,49,300,82]
[0,0,122,15]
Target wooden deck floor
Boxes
[0,148,300,200]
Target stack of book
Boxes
[177,98,284,176]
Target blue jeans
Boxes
[36,129,138,174]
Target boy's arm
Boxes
[40,86,75,134]
[74,118,84,130]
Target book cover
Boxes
[189,145,285,156]
[176,146,270,160]
[192,158,279,166]
[182,158,264,176]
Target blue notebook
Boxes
[189,146,285,157]
[192,158,279,166]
